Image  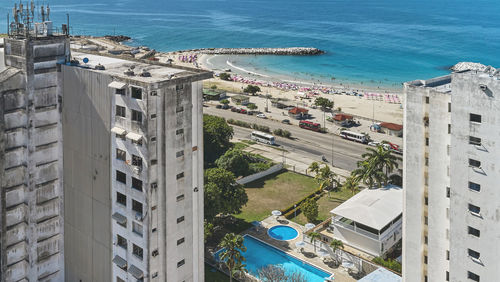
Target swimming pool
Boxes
[268,225,299,241]
[215,235,331,282]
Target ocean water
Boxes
[2,0,500,88]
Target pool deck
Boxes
[244,216,357,282]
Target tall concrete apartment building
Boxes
[403,69,500,282]
[1,4,210,281]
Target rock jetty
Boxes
[451,62,497,74]
[182,47,324,55]
[104,35,131,42]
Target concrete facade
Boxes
[403,71,500,282]
[0,35,70,281]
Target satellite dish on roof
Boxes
[83,57,89,64]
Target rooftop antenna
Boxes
[41,5,45,22]
[46,4,50,21]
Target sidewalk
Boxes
[241,142,352,179]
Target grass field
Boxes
[205,264,229,282]
[234,171,319,223]
[289,188,356,225]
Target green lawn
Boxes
[205,264,229,282]
[290,188,357,225]
[234,171,319,223]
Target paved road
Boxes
[204,106,372,172]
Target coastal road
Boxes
[204,106,371,172]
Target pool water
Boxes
[215,235,331,282]
[268,225,299,241]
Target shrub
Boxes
[373,257,401,273]
[252,124,270,133]
[227,119,252,128]
[301,198,319,222]
[220,99,229,104]
[219,72,231,81]
[249,162,272,174]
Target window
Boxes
[176,128,184,135]
[116,149,126,161]
[176,172,184,180]
[468,271,480,281]
[151,136,157,142]
[424,197,428,206]
[176,84,184,91]
[424,236,428,244]
[132,177,142,192]
[468,249,480,260]
[150,114,157,119]
[117,277,125,282]
[116,170,126,184]
[448,124,451,134]
[424,255,428,264]
[446,271,449,281]
[117,234,127,249]
[425,157,429,166]
[132,221,143,237]
[469,136,481,146]
[132,138,142,146]
[151,183,157,189]
[177,259,185,268]
[425,96,429,104]
[446,187,450,198]
[177,216,185,224]
[131,109,142,123]
[116,105,126,117]
[132,200,143,215]
[152,249,159,257]
[176,150,184,158]
[424,216,428,225]
[176,106,184,113]
[151,159,157,165]
[469,181,480,192]
[176,194,185,202]
[425,137,429,146]
[152,228,157,233]
[132,155,142,169]
[117,192,126,206]
[131,87,142,99]
[448,102,451,112]
[446,250,450,260]
[150,91,157,96]
[152,272,158,278]
[469,159,481,168]
[177,237,185,245]
[470,113,481,123]
[132,244,143,260]
[115,88,125,95]
[468,203,480,215]
[468,226,480,237]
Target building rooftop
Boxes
[358,267,401,282]
[380,122,403,131]
[69,51,211,83]
[405,74,452,93]
[330,185,402,230]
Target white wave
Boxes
[205,55,218,67]
[226,60,270,78]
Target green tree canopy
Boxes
[302,198,319,223]
[215,148,250,177]
[203,114,234,164]
[314,97,334,111]
[220,72,231,81]
[342,176,360,195]
[204,168,248,222]
[308,232,321,252]
[244,85,261,95]
[220,99,230,104]
[247,103,258,110]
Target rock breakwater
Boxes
[181,47,324,55]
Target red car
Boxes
[240,109,247,114]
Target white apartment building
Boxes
[403,69,500,282]
[62,52,211,282]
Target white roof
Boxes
[108,81,127,89]
[358,267,401,282]
[330,185,402,230]
[126,132,142,142]
[111,126,126,135]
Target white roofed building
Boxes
[328,185,402,257]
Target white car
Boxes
[256,114,267,119]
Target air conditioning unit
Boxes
[135,212,143,221]
[132,166,142,174]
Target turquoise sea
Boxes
[2,0,500,88]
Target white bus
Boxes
[340,130,368,144]
[251,131,276,145]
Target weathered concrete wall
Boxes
[61,65,112,282]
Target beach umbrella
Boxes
[271,210,282,216]
[342,261,355,269]
[317,249,330,258]
[295,241,306,248]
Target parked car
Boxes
[256,114,267,119]
[231,107,237,112]
[222,104,230,109]
[247,111,253,115]
[240,109,247,114]
[281,119,291,124]
[215,104,222,109]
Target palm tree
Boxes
[219,233,247,282]
[361,145,401,185]
[352,160,387,188]
[330,239,344,263]
[342,176,360,195]
[308,161,320,175]
[309,232,321,253]
[317,165,340,191]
